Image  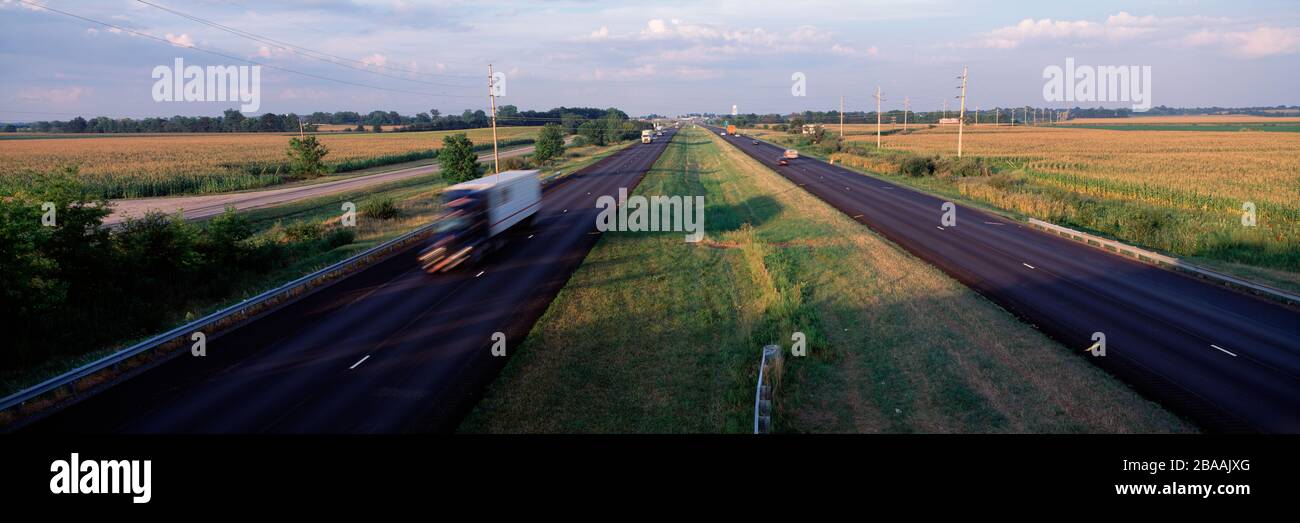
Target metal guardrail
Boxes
[0,221,439,414]
[1028,218,1300,307]
[753,345,782,434]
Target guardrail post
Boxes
[753,344,783,434]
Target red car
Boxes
[778,158,789,166]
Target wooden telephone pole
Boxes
[903,96,910,132]
[840,95,845,138]
[488,63,500,177]
[956,66,968,157]
[873,86,885,148]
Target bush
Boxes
[936,156,991,177]
[282,220,323,242]
[322,227,356,249]
[899,155,935,177]
[361,197,402,221]
[499,155,535,171]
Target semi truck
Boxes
[418,170,541,273]
[726,124,737,135]
[642,129,654,144]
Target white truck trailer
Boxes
[418,170,541,273]
[642,129,654,144]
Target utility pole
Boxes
[943,98,948,119]
[975,105,979,126]
[956,65,968,157]
[873,86,885,148]
[488,63,500,177]
[903,96,910,132]
[840,95,845,139]
[995,107,1000,126]
[298,119,305,139]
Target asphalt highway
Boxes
[29,131,675,433]
[710,126,1300,433]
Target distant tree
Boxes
[2,124,16,132]
[223,109,246,132]
[66,116,87,133]
[354,123,365,132]
[439,133,479,183]
[534,123,565,164]
[577,120,605,146]
[286,135,330,178]
[372,123,383,133]
[560,112,585,134]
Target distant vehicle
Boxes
[726,124,737,135]
[719,131,727,136]
[778,158,789,166]
[656,131,663,137]
[783,149,799,159]
[418,170,541,273]
[751,140,759,145]
[641,130,654,144]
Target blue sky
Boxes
[2,0,1298,119]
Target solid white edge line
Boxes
[1022,262,1036,269]
[1211,344,1238,357]
[349,355,371,370]
[476,270,485,278]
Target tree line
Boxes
[7,106,635,134]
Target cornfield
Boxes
[0,127,539,198]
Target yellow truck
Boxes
[726,124,737,135]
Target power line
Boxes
[133,0,480,87]
[17,0,481,101]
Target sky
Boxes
[2,0,1299,120]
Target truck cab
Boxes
[419,170,541,273]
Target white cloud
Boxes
[590,26,609,39]
[17,86,88,104]
[361,53,387,67]
[1182,26,1300,58]
[965,11,1295,59]
[164,33,194,48]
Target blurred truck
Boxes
[784,149,799,159]
[418,170,541,273]
[642,129,654,144]
[727,124,737,135]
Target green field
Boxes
[460,127,1193,433]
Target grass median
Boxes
[460,126,1194,433]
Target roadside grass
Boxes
[0,138,622,398]
[460,126,1194,433]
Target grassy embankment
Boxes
[460,126,1193,433]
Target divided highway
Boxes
[28,131,676,433]
[710,127,1300,433]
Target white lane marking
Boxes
[528,234,534,239]
[852,214,863,219]
[475,270,485,278]
[563,209,568,213]
[1022,262,1036,269]
[984,221,1004,226]
[349,355,371,370]
[880,186,894,190]
[1211,344,1238,357]
[936,226,945,230]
